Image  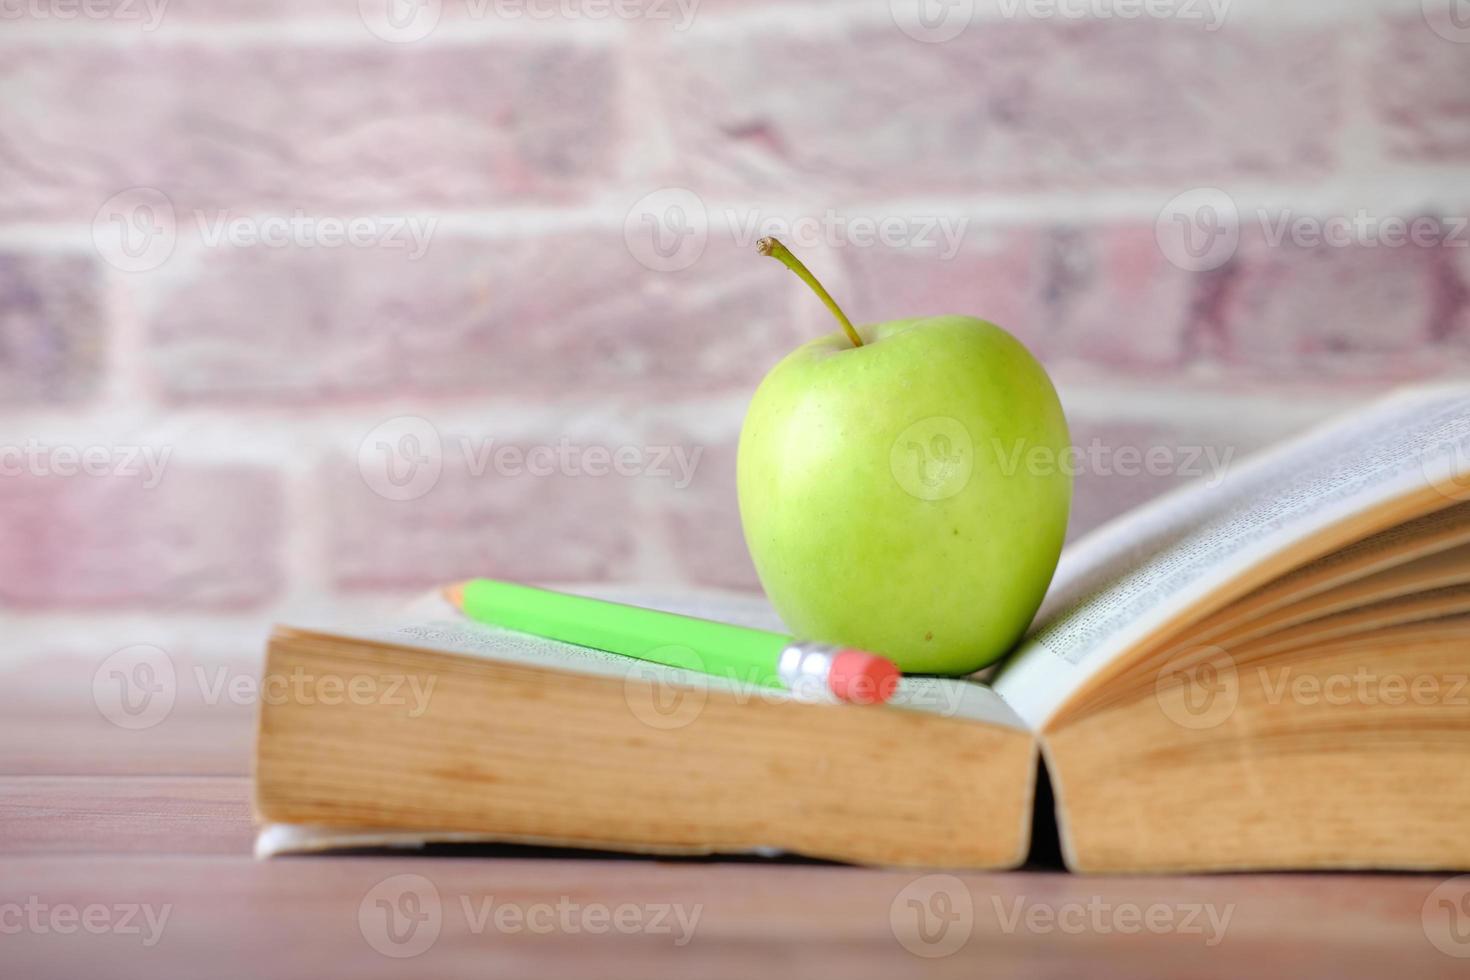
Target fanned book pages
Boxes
[254,385,1470,872]
[994,384,1470,872]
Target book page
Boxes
[254,823,786,860]
[993,385,1470,730]
[287,587,1029,731]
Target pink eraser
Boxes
[827,649,902,705]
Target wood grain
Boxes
[3,857,1467,980]
[0,777,254,855]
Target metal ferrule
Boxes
[777,641,842,701]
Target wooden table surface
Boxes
[4,654,1468,978]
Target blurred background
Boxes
[2,0,1469,733]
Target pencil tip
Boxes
[443,582,466,610]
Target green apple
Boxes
[737,238,1071,675]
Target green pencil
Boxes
[445,578,900,705]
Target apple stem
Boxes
[757,237,863,348]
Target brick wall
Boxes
[3,0,1469,665]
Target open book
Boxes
[254,385,1470,872]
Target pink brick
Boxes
[329,432,642,588]
[157,0,750,20]
[1455,248,1470,337]
[840,225,1041,347]
[1207,223,1467,380]
[655,437,759,592]
[841,224,1197,372]
[146,229,802,403]
[1034,225,1198,370]
[648,18,1341,194]
[0,467,283,608]
[0,252,105,404]
[0,41,618,221]
[1374,12,1470,162]
[114,0,356,18]
[4,0,435,22]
